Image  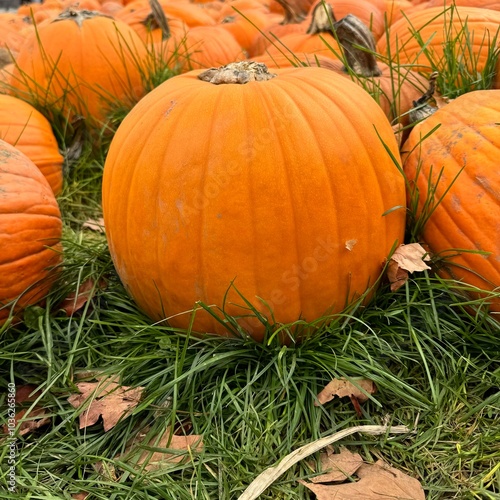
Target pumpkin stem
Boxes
[306,1,336,35]
[53,9,108,26]
[274,0,307,25]
[332,14,382,77]
[148,0,170,40]
[198,61,277,84]
[409,71,439,123]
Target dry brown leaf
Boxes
[387,259,409,292]
[300,459,425,499]
[93,461,119,481]
[1,385,50,437]
[391,243,431,273]
[238,424,411,500]
[82,217,105,232]
[71,493,89,500]
[387,243,431,292]
[3,407,51,437]
[315,378,376,406]
[310,447,363,483]
[15,384,41,403]
[58,278,106,316]
[119,425,204,471]
[68,375,144,432]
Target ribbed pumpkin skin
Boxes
[0,95,63,196]
[377,6,500,78]
[102,66,406,341]
[402,90,500,313]
[0,140,62,325]
[10,11,148,126]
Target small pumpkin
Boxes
[0,139,62,326]
[102,61,406,342]
[402,90,500,315]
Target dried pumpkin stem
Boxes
[306,1,336,35]
[409,71,439,123]
[198,61,277,84]
[332,14,382,77]
[53,9,108,26]
[148,0,170,40]
[274,0,307,25]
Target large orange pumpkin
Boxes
[0,95,64,196]
[0,140,62,326]
[10,9,149,127]
[402,90,500,315]
[102,61,406,342]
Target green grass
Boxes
[1,4,500,499]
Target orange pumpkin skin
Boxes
[102,64,406,342]
[0,95,64,196]
[0,140,62,326]
[10,10,148,126]
[377,6,500,81]
[154,26,244,73]
[402,90,500,314]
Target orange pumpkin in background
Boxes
[377,5,500,86]
[402,90,500,316]
[0,140,62,326]
[10,9,149,127]
[0,95,64,196]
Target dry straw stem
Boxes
[238,423,410,500]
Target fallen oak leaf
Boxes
[68,375,144,432]
[309,447,363,483]
[82,217,105,233]
[119,425,204,471]
[58,278,107,316]
[237,424,410,500]
[300,459,425,500]
[387,243,432,292]
[315,378,376,406]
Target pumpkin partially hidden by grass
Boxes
[102,62,406,342]
[10,9,148,127]
[402,90,500,316]
[0,140,62,326]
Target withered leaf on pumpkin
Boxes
[309,447,363,483]
[387,243,432,292]
[315,378,376,406]
[300,458,425,500]
[67,375,144,432]
[119,424,204,471]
